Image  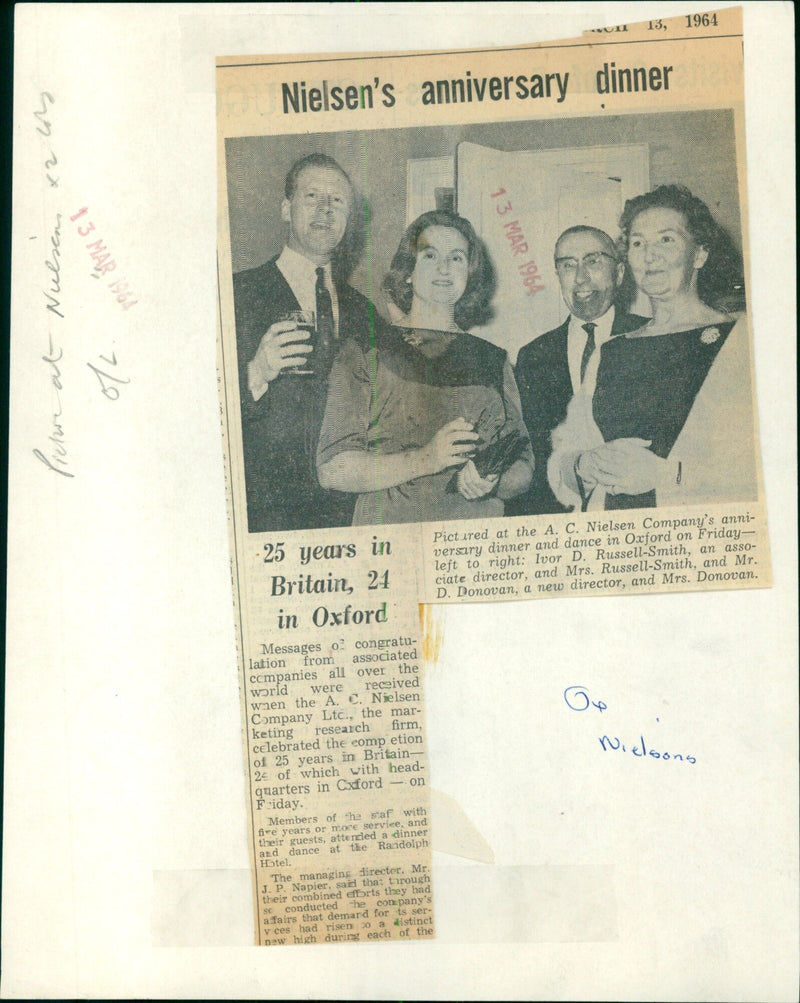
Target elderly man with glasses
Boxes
[510,225,647,516]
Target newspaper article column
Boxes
[238,526,433,945]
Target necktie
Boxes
[579,322,597,384]
[315,267,335,355]
[307,269,336,478]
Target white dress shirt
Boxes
[546,306,617,508]
[275,245,340,333]
[566,305,616,396]
[248,246,340,402]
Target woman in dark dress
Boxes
[317,211,533,525]
[549,185,754,510]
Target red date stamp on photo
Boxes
[70,207,139,310]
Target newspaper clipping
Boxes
[216,7,769,944]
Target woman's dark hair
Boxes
[382,210,496,329]
[618,184,745,312]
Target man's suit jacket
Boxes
[233,258,380,533]
[510,309,647,516]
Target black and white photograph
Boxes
[225,109,759,535]
[6,2,795,997]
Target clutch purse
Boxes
[445,429,528,493]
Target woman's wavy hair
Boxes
[617,184,745,313]
[382,210,496,329]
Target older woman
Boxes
[549,185,757,510]
[317,210,533,525]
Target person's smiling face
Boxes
[627,206,709,299]
[410,226,470,309]
[281,165,352,264]
[554,230,622,322]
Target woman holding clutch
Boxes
[317,210,533,525]
[549,185,756,510]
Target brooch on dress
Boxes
[700,326,721,345]
[401,328,424,348]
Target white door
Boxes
[456,141,650,363]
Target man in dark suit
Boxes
[233,154,380,532]
[511,225,647,515]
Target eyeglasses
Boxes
[555,251,617,274]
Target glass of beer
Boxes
[282,309,316,375]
